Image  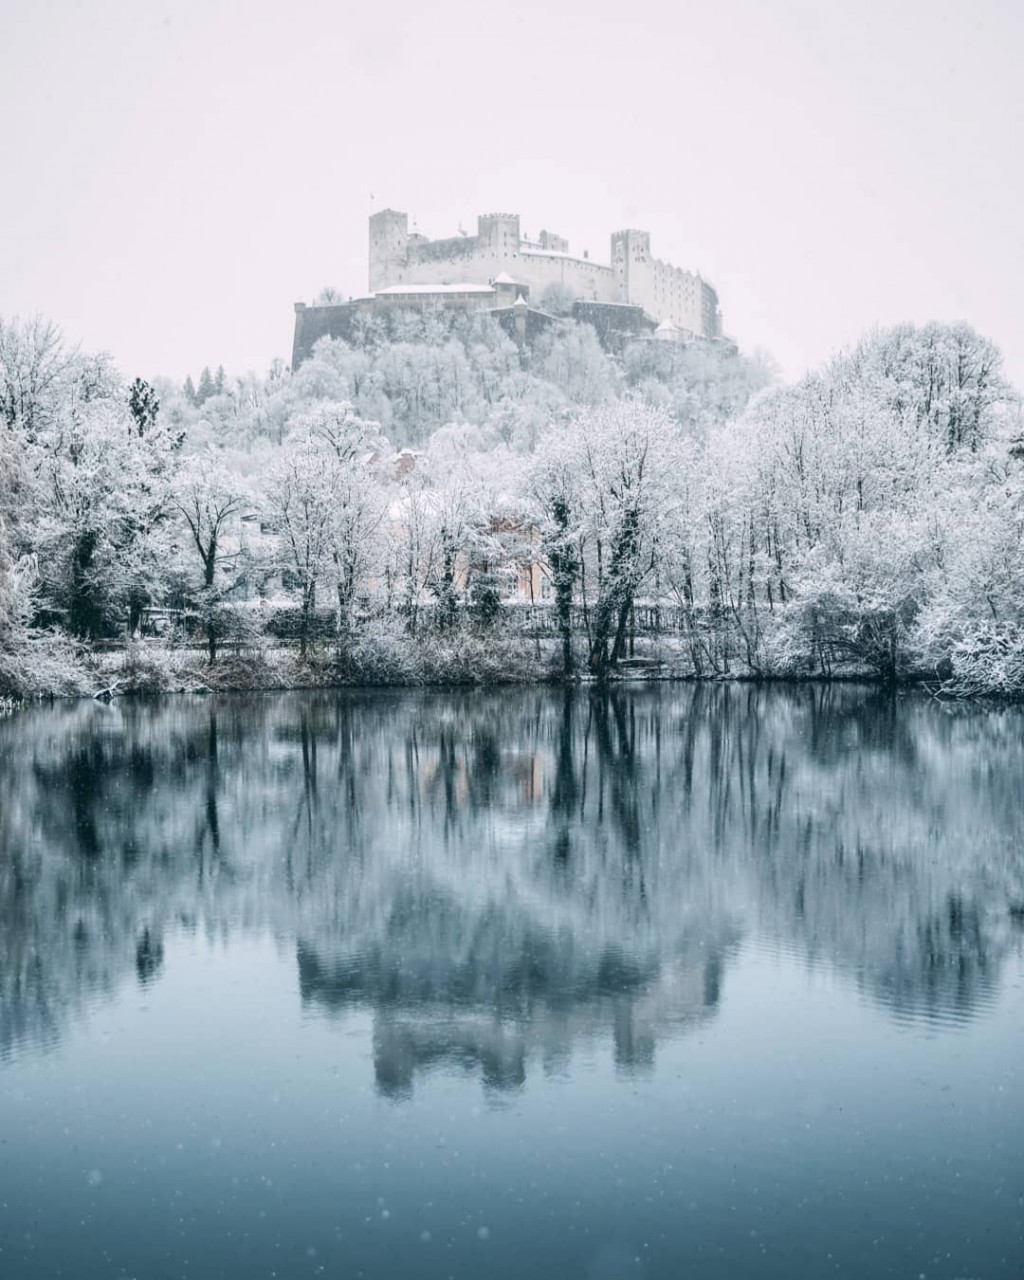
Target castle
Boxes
[370,210,722,336]
[291,209,724,368]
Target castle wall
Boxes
[368,240,618,306]
[610,227,721,337]
[492,305,553,346]
[292,300,376,366]
[644,258,708,336]
[366,208,723,337]
[373,287,496,316]
[517,251,618,304]
[538,230,569,253]
[409,235,481,266]
[291,293,551,369]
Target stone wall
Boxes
[291,296,553,369]
[291,300,370,367]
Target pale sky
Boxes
[2,0,1022,386]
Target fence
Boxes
[138,599,723,646]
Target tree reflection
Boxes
[1,686,1023,1074]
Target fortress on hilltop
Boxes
[369,209,722,336]
[291,208,725,368]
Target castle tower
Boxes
[369,209,408,292]
[611,229,652,310]
[611,229,652,305]
[477,213,521,259]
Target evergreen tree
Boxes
[214,365,226,395]
[196,366,215,404]
[183,375,197,405]
[127,378,160,437]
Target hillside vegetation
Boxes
[1,310,1021,697]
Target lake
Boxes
[0,685,1022,1279]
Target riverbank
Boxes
[1,630,559,704]
[0,627,965,707]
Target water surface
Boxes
[1,686,1022,1279]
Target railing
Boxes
[96,597,911,641]
[137,600,722,644]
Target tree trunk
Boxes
[548,497,577,680]
[70,530,101,638]
[589,508,640,683]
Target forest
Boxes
[0,308,1021,699]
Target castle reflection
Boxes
[1,686,1023,1078]
[298,933,733,1097]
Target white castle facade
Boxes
[369,210,723,339]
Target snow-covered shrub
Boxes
[943,625,1024,699]
[0,629,94,699]
[114,643,187,695]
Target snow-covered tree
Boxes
[297,402,388,638]
[530,434,582,675]
[547,398,694,679]
[0,516,35,693]
[33,400,179,637]
[0,316,76,436]
[173,457,249,661]
[264,434,338,655]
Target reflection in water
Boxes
[1,686,1023,1080]
[299,935,731,1097]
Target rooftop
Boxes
[520,247,612,271]
[375,282,496,296]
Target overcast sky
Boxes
[2,0,1021,385]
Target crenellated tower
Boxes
[610,229,651,306]
[476,213,521,257]
[369,209,409,292]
